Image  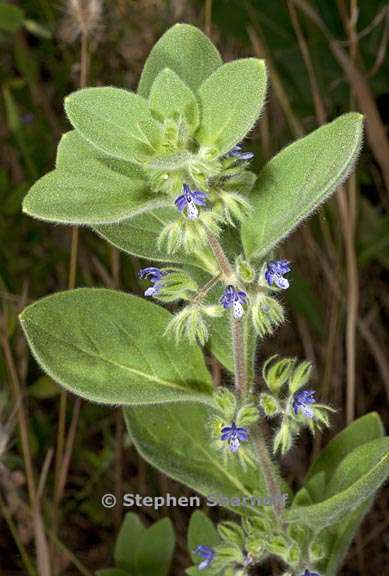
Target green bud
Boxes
[155,270,198,303]
[165,305,208,345]
[262,355,295,395]
[236,403,259,426]
[214,388,237,420]
[236,255,256,284]
[287,524,307,546]
[266,533,289,559]
[259,393,280,417]
[251,293,285,338]
[243,515,272,535]
[217,521,245,547]
[309,540,326,561]
[203,304,224,318]
[246,535,265,557]
[273,422,293,455]
[286,542,301,566]
[213,191,252,226]
[213,543,244,568]
[289,360,312,393]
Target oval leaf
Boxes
[138,23,222,97]
[124,402,275,516]
[149,68,199,130]
[64,87,161,163]
[20,289,214,406]
[22,160,160,225]
[135,518,175,576]
[196,58,267,156]
[241,113,364,260]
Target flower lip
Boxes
[221,422,249,452]
[175,184,208,220]
[138,267,164,297]
[293,389,316,418]
[193,545,215,570]
[220,285,247,319]
[228,144,254,161]
[265,259,291,290]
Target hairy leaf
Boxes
[114,513,146,570]
[286,437,389,528]
[149,68,199,130]
[20,289,214,406]
[138,23,222,97]
[135,518,174,576]
[124,402,273,516]
[65,87,161,163]
[22,160,160,225]
[196,59,267,156]
[241,113,364,260]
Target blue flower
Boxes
[302,570,321,576]
[221,422,249,452]
[220,285,247,319]
[228,144,254,161]
[138,267,164,297]
[265,260,291,289]
[193,545,215,570]
[175,184,207,220]
[293,390,316,418]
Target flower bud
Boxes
[236,255,256,284]
[309,540,327,561]
[214,388,237,420]
[236,403,259,426]
[286,542,301,565]
[259,393,280,417]
[217,521,245,547]
[266,534,289,558]
[262,355,295,395]
[289,360,312,393]
[213,543,244,568]
[273,422,293,455]
[250,293,285,338]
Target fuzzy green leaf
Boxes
[286,437,389,528]
[124,402,272,515]
[241,113,364,260]
[149,68,199,130]
[64,87,161,163]
[20,289,214,406]
[22,160,160,225]
[138,23,222,97]
[196,59,267,156]
[135,518,175,576]
[56,130,105,167]
[114,513,146,570]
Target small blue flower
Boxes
[193,545,215,570]
[220,285,247,319]
[175,184,207,220]
[221,422,249,452]
[302,570,321,576]
[138,267,164,297]
[293,390,316,418]
[265,260,291,289]
[228,144,254,161]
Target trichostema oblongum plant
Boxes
[19,23,388,576]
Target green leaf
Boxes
[56,130,105,168]
[124,402,272,515]
[196,59,267,156]
[94,210,217,274]
[20,289,214,406]
[138,24,222,97]
[286,437,389,528]
[188,511,219,560]
[0,4,24,32]
[241,113,364,260]
[135,518,175,576]
[149,68,199,130]
[22,160,159,225]
[64,87,161,163]
[306,412,384,487]
[114,513,146,570]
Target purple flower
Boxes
[228,144,254,161]
[193,545,215,570]
[293,390,316,418]
[221,422,249,452]
[265,260,291,290]
[302,570,321,576]
[220,285,247,319]
[138,267,164,297]
[175,184,207,221]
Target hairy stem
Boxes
[231,316,247,397]
[193,273,221,305]
[206,232,233,279]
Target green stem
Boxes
[192,273,221,305]
[206,231,285,519]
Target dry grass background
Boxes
[0,0,388,574]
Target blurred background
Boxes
[0,0,388,574]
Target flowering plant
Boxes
[20,24,388,576]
